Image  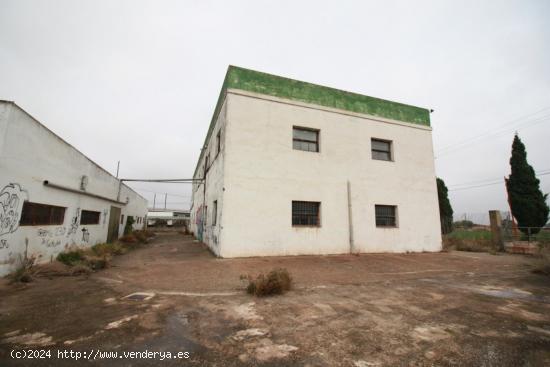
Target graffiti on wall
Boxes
[37,227,66,248]
[0,239,8,249]
[102,209,108,226]
[0,183,28,237]
[66,208,81,237]
[81,228,89,243]
[195,205,204,242]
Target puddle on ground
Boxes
[420,279,550,304]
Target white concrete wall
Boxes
[215,90,441,257]
[190,99,228,255]
[0,101,148,276]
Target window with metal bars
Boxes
[371,138,392,161]
[293,127,319,152]
[375,205,397,227]
[19,202,66,226]
[80,210,100,225]
[292,201,320,226]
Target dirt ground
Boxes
[1,231,549,366]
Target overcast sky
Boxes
[1,0,549,221]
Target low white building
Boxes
[147,209,190,226]
[190,66,442,257]
[0,101,147,276]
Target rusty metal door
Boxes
[107,206,121,243]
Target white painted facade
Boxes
[191,89,442,258]
[0,101,147,276]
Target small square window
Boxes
[375,205,397,227]
[292,201,320,226]
[293,127,319,152]
[371,139,392,161]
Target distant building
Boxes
[0,101,147,276]
[147,209,190,227]
[190,66,441,257]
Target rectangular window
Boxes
[375,205,397,227]
[212,200,217,226]
[80,210,100,225]
[292,201,320,226]
[216,130,221,157]
[293,127,319,152]
[371,138,392,161]
[20,202,66,226]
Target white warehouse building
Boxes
[190,66,442,257]
[0,101,148,276]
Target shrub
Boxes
[124,216,135,235]
[241,268,292,297]
[132,231,148,244]
[119,234,137,244]
[92,242,126,257]
[57,250,85,266]
[10,254,37,283]
[85,256,108,270]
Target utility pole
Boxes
[164,193,167,209]
[116,161,120,178]
[153,193,156,209]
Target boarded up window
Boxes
[292,201,320,226]
[80,210,100,225]
[20,202,66,226]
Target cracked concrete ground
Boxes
[1,231,549,366]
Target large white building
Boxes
[0,101,147,276]
[190,66,442,257]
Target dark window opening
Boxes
[212,200,217,226]
[292,201,320,226]
[80,210,100,225]
[20,202,66,226]
[375,205,397,227]
[216,130,221,157]
[293,127,319,152]
[371,138,392,161]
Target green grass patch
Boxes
[447,229,492,240]
[57,250,85,266]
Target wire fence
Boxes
[442,211,550,251]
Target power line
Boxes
[129,186,191,198]
[435,106,550,159]
[449,171,550,192]
[436,106,550,153]
[448,168,550,189]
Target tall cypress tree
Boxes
[437,177,454,234]
[506,134,549,234]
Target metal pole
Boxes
[164,193,167,209]
[153,193,156,210]
[116,161,120,178]
[347,180,354,253]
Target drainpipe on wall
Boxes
[347,180,355,253]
